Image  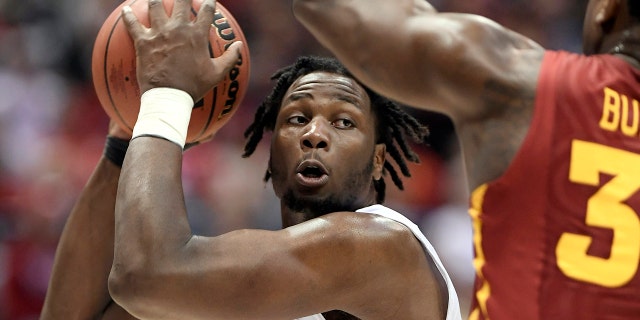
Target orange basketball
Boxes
[92,0,250,143]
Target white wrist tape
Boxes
[132,88,194,149]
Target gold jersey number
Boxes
[556,140,640,287]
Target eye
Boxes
[333,118,354,129]
[287,115,308,125]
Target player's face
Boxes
[269,72,385,219]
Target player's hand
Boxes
[121,0,242,102]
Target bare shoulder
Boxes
[312,211,447,319]
[319,211,443,293]
[321,211,419,244]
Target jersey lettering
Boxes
[599,87,640,137]
[556,140,640,287]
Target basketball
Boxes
[92,0,250,143]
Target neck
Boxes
[279,193,377,228]
[277,179,379,228]
[281,205,316,228]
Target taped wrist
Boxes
[103,136,130,167]
[131,88,194,149]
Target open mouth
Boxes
[300,166,325,177]
[296,160,329,188]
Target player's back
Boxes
[468,50,640,319]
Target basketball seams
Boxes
[103,0,139,133]
[93,0,249,143]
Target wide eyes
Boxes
[286,115,355,129]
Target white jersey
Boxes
[296,315,326,320]
[297,205,462,320]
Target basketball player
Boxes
[290,0,640,318]
[41,0,461,319]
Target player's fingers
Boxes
[172,0,193,22]
[195,0,217,30]
[121,6,146,39]
[209,41,242,81]
[148,0,168,28]
[216,41,243,69]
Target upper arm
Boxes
[293,0,544,122]
[112,212,436,320]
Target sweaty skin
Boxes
[271,72,383,226]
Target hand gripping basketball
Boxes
[92,0,250,144]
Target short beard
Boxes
[281,157,375,218]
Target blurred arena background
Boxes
[0,0,587,319]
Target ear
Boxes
[372,143,386,180]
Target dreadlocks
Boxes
[242,56,429,203]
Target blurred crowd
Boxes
[0,0,587,319]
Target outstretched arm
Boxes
[40,123,136,320]
[292,0,544,122]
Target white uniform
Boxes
[297,205,462,320]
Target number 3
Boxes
[556,140,640,287]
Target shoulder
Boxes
[279,207,435,282]
[300,209,420,258]
[315,209,427,270]
[330,206,416,235]
[322,209,417,243]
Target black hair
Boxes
[242,56,429,203]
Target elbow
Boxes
[108,241,189,318]
[108,264,141,316]
[108,260,156,318]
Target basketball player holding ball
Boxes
[90,0,250,144]
[41,0,461,319]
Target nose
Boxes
[301,119,330,150]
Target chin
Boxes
[283,190,358,216]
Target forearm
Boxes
[110,137,193,317]
[292,0,436,58]
[291,0,447,111]
[292,0,545,122]
[41,157,120,320]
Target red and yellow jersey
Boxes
[469,51,640,319]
